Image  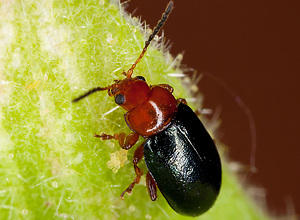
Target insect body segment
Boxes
[73,1,221,217]
[125,85,177,137]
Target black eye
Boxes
[115,94,125,105]
[136,76,146,81]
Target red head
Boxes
[106,76,151,111]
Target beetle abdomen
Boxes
[143,103,221,216]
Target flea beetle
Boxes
[73,1,221,217]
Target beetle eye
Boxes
[115,94,125,105]
[136,76,146,81]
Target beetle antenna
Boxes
[126,1,174,78]
[72,86,109,102]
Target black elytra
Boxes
[143,103,222,216]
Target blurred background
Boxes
[123,0,300,217]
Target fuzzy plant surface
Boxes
[0,0,271,219]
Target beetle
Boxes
[73,1,221,217]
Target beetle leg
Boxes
[146,172,157,201]
[94,132,139,150]
[177,98,188,105]
[121,71,126,76]
[156,84,174,93]
[120,144,144,199]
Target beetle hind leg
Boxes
[146,172,157,201]
[120,144,144,199]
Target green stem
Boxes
[0,0,269,219]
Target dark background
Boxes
[123,0,300,217]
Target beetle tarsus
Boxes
[94,132,139,150]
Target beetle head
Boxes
[108,76,150,111]
[72,76,150,112]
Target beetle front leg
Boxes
[120,144,144,199]
[94,132,139,150]
[146,172,157,201]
